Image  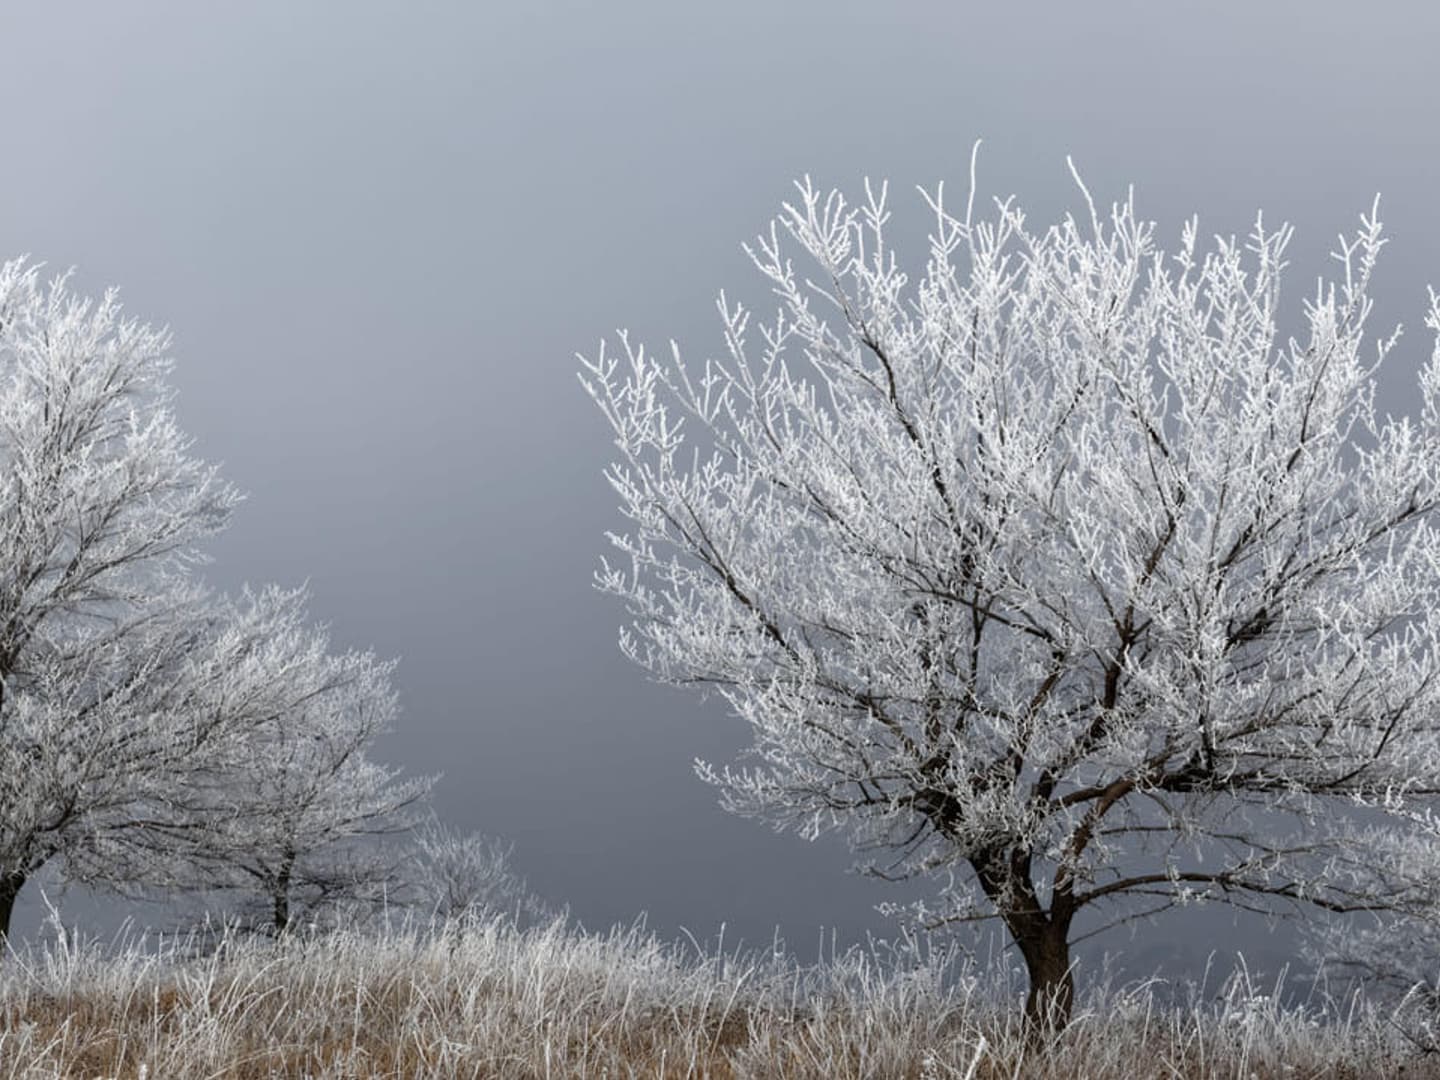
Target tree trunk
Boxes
[0,871,27,951]
[971,850,1076,1035]
[272,852,294,934]
[1016,921,1075,1034]
[272,889,290,934]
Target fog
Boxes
[3,1,1439,985]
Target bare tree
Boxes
[581,157,1440,1029]
[156,591,434,934]
[412,820,548,925]
[0,257,248,941]
[1304,800,1440,1049]
[0,258,420,945]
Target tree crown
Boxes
[581,163,1440,945]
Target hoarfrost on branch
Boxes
[581,156,1440,1026]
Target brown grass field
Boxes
[0,913,1435,1078]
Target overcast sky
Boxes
[4,1,1440,984]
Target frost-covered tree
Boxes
[581,159,1440,1028]
[0,258,245,940]
[1305,797,1440,1046]
[412,821,548,924]
[0,258,418,945]
[156,590,433,934]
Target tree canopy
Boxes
[0,259,426,942]
[582,160,1440,1027]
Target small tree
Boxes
[162,590,434,934]
[1304,799,1440,1048]
[412,821,548,925]
[581,161,1440,1029]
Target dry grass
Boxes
[0,913,1433,1078]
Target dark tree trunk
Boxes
[0,871,27,951]
[272,852,295,934]
[1015,920,1075,1034]
[971,849,1076,1034]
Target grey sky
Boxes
[4,1,1440,981]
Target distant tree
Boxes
[412,821,548,924]
[159,591,434,934]
[1305,800,1440,1048]
[581,160,1440,1030]
[0,258,418,945]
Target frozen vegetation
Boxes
[583,155,1440,1028]
[12,116,1440,1062]
[0,911,1432,1078]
